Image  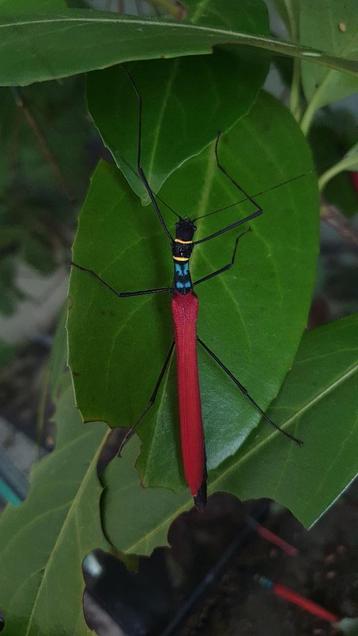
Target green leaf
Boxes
[68,91,319,493]
[300,0,358,133]
[103,315,358,555]
[49,307,69,399]
[0,7,357,86]
[0,339,15,369]
[215,313,358,528]
[104,437,188,555]
[0,0,66,10]
[87,0,270,196]
[0,385,109,635]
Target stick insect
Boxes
[72,76,303,509]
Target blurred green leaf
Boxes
[68,91,319,493]
[88,0,270,197]
[49,307,68,399]
[0,7,357,86]
[0,339,16,369]
[0,256,25,316]
[0,385,109,636]
[0,78,91,316]
[300,0,358,133]
[103,314,358,554]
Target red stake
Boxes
[171,291,206,507]
[253,521,298,557]
[257,575,339,623]
[274,583,339,623]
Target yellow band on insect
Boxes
[173,256,189,262]
[174,238,193,245]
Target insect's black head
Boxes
[173,218,196,261]
[175,218,196,242]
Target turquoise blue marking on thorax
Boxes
[176,280,192,290]
[175,262,189,276]
[174,261,192,291]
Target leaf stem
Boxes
[300,72,332,135]
[283,0,301,120]
[290,57,302,120]
[319,154,358,191]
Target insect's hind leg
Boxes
[197,336,303,446]
[118,341,175,456]
[194,229,250,287]
[71,262,171,298]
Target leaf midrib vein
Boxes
[23,431,107,635]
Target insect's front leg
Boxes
[71,262,172,298]
[193,229,250,287]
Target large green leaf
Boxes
[102,314,358,555]
[104,437,188,555]
[0,385,109,635]
[0,0,66,9]
[87,0,270,197]
[0,7,357,86]
[68,91,319,492]
[300,0,358,133]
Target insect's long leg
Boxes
[193,133,263,246]
[194,229,250,287]
[118,341,175,456]
[215,131,263,213]
[126,70,174,243]
[71,262,171,298]
[197,337,303,446]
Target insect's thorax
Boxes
[172,219,196,294]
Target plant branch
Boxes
[321,199,358,247]
[11,88,76,204]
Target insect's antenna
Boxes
[193,171,313,222]
[124,67,174,243]
[215,131,263,213]
[155,194,183,220]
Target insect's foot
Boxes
[194,480,207,511]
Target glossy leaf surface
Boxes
[68,91,319,491]
[103,314,358,554]
[0,0,65,9]
[0,8,357,86]
[0,385,109,635]
[87,0,269,196]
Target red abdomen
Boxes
[171,291,206,499]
